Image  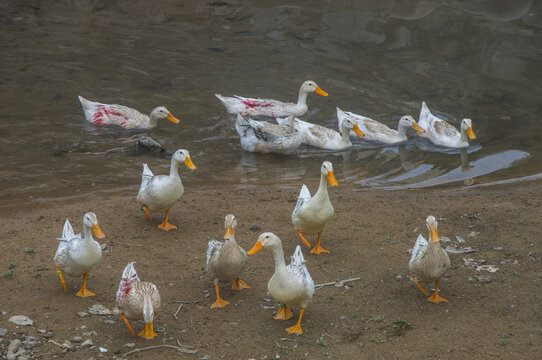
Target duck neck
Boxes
[459,127,468,145]
[82,223,94,244]
[169,157,181,179]
[340,126,353,146]
[142,293,154,323]
[397,123,408,139]
[314,170,329,200]
[296,88,309,107]
[270,243,286,269]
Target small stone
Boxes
[77,312,89,318]
[43,332,54,338]
[6,351,16,360]
[123,343,136,348]
[17,356,30,360]
[8,339,22,352]
[88,304,111,315]
[0,328,7,336]
[70,336,83,343]
[9,315,34,326]
[37,329,47,335]
[455,236,465,244]
[80,339,93,347]
[99,347,108,353]
[494,247,503,251]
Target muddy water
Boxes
[1,1,542,206]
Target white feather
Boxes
[409,234,428,264]
[292,184,311,217]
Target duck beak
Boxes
[166,113,180,124]
[411,122,425,134]
[314,86,328,97]
[224,224,233,239]
[247,241,263,255]
[352,124,364,137]
[92,224,106,239]
[184,156,197,170]
[429,225,439,243]
[467,126,476,140]
[327,171,338,187]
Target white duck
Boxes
[337,108,424,144]
[275,115,364,150]
[53,212,105,297]
[116,262,161,340]
[78,96,180,129]
[409,216,451,304]
[418,102,476,148]
[235,114,304,155]
[292,161,338,254]
[137,149,197,231]
[215,80,328,117]
[206,214,250,309]
[247,233,314,334]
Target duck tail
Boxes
[57,219,75,242]
[290,245,306,266]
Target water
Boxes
[1,1,542,206]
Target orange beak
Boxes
[314,86,328,97]
[327,171,338,187]
[429,225,439,243]
[247,241,264,255]
[411,122,425,134]
[166,113,180,124]
[92,224,106,239]
[184,156,197,170]
[467,126,476,140]
[352,124,364,137]
[224,225,233,239]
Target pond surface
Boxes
[1,0,542,206]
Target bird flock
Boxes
[54,81,477,339]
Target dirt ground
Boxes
[1,181,541,359]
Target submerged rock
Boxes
[132,136,168,155]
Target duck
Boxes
[53,212,105,297]
[235,114,304,155]
[116,262,161,340]
[275,115,364,150]
[215,80,328,117]
[247,232,314,334]
[78,96,180,129]
[292,161,337,254]
[418,102,476,148]
[206,214,250,309]
[337,108,424,144]
[409,215,451,304]
[137,149,197,231]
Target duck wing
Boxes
[287,245,315,293]
[292,184,312,217]
[206,239,224,267]
[409,234,428,264]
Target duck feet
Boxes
[140,204,152,221]
[119,313,135,336]
[309,233,329,254]
[427,280,448,304]
[295,230,311,248]
[158,209,177,231]
[138,322,157,340]
[210,284,229,309]
[410,275,429,297]
[232,278,250,290]
[55,266,67,293]
[75,273,96,298]
[285,308,305,334]
[274,304,293,320]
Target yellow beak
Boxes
[224,225,233,239]
[327,171,338,187]
[166,113,180,124]
[352,124,364,137]
[184,156,197,170]
[92,224,106,239]
[467,126,476,140]
[247,241,264,255]
[314,86,328,97]
[429,225,439,243]
[411,122,425,134]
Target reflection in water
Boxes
[1,0,542,204]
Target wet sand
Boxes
[1,181,541,359]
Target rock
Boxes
[37,329,47,335]
[0,328,7,336]
[70,336,83,343]
[8,339,21,352]
[99,347,108,352]
[133,136,167,155]
[9,315,34,326]
[6,351,16,360]
[22,336,39,348]
[17,356,30,360]
[88,304,111,315]
[48,339,74,351]
[455,236,465,244]
[77,311,89,318]
[43,332,54,338]
[123,343,136,348]
[81,339,93,347]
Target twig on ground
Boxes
[173,303,183,320]
[120,343,196,359]
[176,339,197,353]
[172,299,202,304]
[315,277,361,290]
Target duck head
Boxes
[150,106,180,124]
[341,117,364,137]
[301,80,328,97]
[224,214,237,240]
[247,232,281,254]
[321,161,338,187]
[83,212,105,239]
[461,119,476,140]
[426,215,439,243]
[399,115,425,134]
[172,149,197,170]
